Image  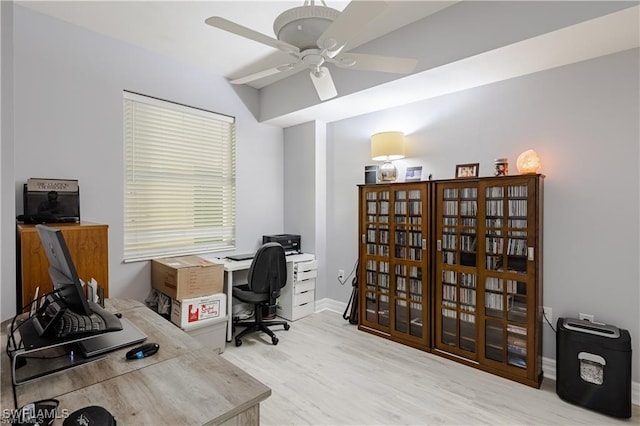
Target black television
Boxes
[36,224,92,316]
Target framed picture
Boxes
[455,163,479,178]
[364,165,378,184]
[405,166,422,182]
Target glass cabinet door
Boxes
[391,186,428,343]
[480,180,534,371]
[360,188,391,329]
[436,183,478,357]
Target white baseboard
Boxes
[315,298,639,406]
[542,356,557,381]
[314,297,347,315]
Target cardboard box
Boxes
[182,315,228,354]
[151,256,223,300]
[171,293,227,328]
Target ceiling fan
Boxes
[205,0,418,101]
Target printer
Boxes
[262,234,301,255]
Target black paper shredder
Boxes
[556,317,632,418]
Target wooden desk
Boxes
[1,299,271,425]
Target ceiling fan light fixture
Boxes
[273,5,339,50]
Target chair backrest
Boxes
[247,243,287,303]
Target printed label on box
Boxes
[188,300,221,323]
[170,293,226,328]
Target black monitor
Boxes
[35,224,92,316]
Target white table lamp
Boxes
[371,131,405,182]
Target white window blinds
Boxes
[123,92,236,262]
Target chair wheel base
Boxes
[284,323,290,331]
[272,336,279,345]
[235,338,242,347]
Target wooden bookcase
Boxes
[16,222,109,312]
[358,182,431,349]
[358,175,544,387]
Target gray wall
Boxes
[284,122,317,251]
[6,5,284,316]
[1,0,16,319]
[325,49,640,381]
[283,121,328,300]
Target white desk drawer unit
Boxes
[277,257,317,321]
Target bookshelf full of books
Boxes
[358,174,543,388]
[358,182,430,348]
[434,174,543,387]
[476,176,543,386]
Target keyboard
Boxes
[54,303,123,338]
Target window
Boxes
[123,92,236,262]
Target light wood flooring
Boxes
[221,310,638,425]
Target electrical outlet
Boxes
[542,306,552,325]
[338,269,345,281]
[579,313,595,322]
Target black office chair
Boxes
[232,242,290,346]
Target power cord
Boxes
[542,309,556,333]
[6,290,62,359]
[6,291,66,410]
[337,259,358,286]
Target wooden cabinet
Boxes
[357,175,543,387]
[433,175,543,387]
[358,182,431,349]
[16,222,109,311]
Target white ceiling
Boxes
[17,1,640,128]
[18,1,455,88]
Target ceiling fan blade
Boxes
[310,66,338,101]
[230,62,305,85]
[205,16,300,54]
[332,52,417,74]
[317,1,387,51]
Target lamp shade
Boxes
[371,131,405,161]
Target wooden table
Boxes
[1,299,271,425]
